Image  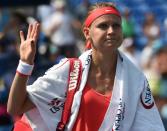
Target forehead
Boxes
[91,14,121,26]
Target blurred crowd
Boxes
[0,0,167,130]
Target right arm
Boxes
[7,23,40,116]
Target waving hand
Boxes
[19,22,40,65]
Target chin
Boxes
[102,46,118,52]
[104,42,118,48]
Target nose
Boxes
[107,26,114,34]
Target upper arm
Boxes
[19,96,36,114]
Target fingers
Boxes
[33,23,40,41]
[27,24,33,39]
[20,31,25,43]
[21,22,40,44]
[30,22,39,39]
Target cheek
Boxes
[90,29,105,42]
[119,29,123,39]
[119,32,123,39]
[117,31,123,45]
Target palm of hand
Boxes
[19,23,40,65]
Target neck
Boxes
[87,49,118,94]
[91,49,118,76]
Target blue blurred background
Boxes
[0,0,167,130]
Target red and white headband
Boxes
[84,7,121,27]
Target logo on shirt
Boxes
[140,80,154,109]
[112,99,125,131]
[69,60,80,91]
[85,54,91,66]
[48,98,64,114]
[105,9,113,12]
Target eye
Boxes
[112,23,121,29]
[97,23,108,30]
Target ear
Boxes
[83,27,90,40]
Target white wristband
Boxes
[16,60,34,76]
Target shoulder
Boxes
[30,58,70,87]
[120,51,147,92]
[27,58,71,99]
[45,58,70,78]
[120,51,145,79]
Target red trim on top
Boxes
[85,7,121,27]
[72,83,111,131]
[54,59,69,70]
[16,71,29,77]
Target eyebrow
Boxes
[96,19,121,25]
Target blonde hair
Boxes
[88,2,118,15]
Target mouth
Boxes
[105,39,116,43]
[106,37,117,40]
[106,39,115,41]
[103,39,117,47]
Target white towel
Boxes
[25,50,165,131]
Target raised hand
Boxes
[19,22,40,65]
